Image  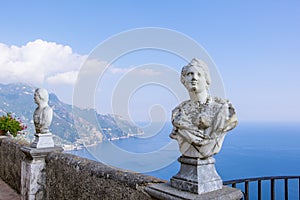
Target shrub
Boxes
[0,113,27,137]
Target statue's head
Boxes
[34,88,49,105]
[181,58,211,93]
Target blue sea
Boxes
[67,122,300,199]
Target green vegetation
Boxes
[0,113,27,137]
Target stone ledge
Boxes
[46,152,165,187]
[21,145,63,160]
[45,152,166,199]
[145,183,243,200]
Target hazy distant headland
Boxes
[0,83,144,148]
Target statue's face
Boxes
[183,66,207,93]
[34,91,41,105]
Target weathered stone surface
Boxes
[21,145,63,160]
[165,58,239,197]
[33,88,53,134]
[21,158,46,200]
[20,146,63,200]
[30,133,55,148]
[170,156,222,194]
[170,58,238,159]
[146,183,243,200]
[32,88,56,149]
[45,152,165,200]
[0,137,26,193]
[1,137,166,199]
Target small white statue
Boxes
[170,58,238,158]
[33,88,53,134]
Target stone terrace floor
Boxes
[0,177,20,200]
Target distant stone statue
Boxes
[170,58,238,158]
[33,88,53,134]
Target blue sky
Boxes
[0,1,299,122]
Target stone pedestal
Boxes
[170,156,222,194]
[31,133,55,148]
[20,146,63,200]
[145,183,243,200]
[145,156,243,199]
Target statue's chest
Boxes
[185,102,219,116]
[33,109,42,123]
[182,101,221,128]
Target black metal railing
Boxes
[224,176,300,200]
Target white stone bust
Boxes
[33,88,53,134]
[170,58,238,158]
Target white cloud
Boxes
[108,67,161,76]
[46,71,79,85]
[133,68,161,76]
[0,40,164,88]
[109,67,132,74]
[0,39,86,86]
[0,41,168,107]
[80,59,109,76]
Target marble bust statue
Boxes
[33,88,53,134]
[146,59,242,197]
[170,58,238,158]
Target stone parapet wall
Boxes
[45,152,164,200]
[0,137,243,200]
[0,137,26,193]
[0,137,165,199]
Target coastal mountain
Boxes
[0,83,143,146]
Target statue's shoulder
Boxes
[172,100,190,113]
[211,96,236,115]
[42,105,53,113]
[174,100,190,109]
[211,96,229,105]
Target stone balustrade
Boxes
[0,137,164,200]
